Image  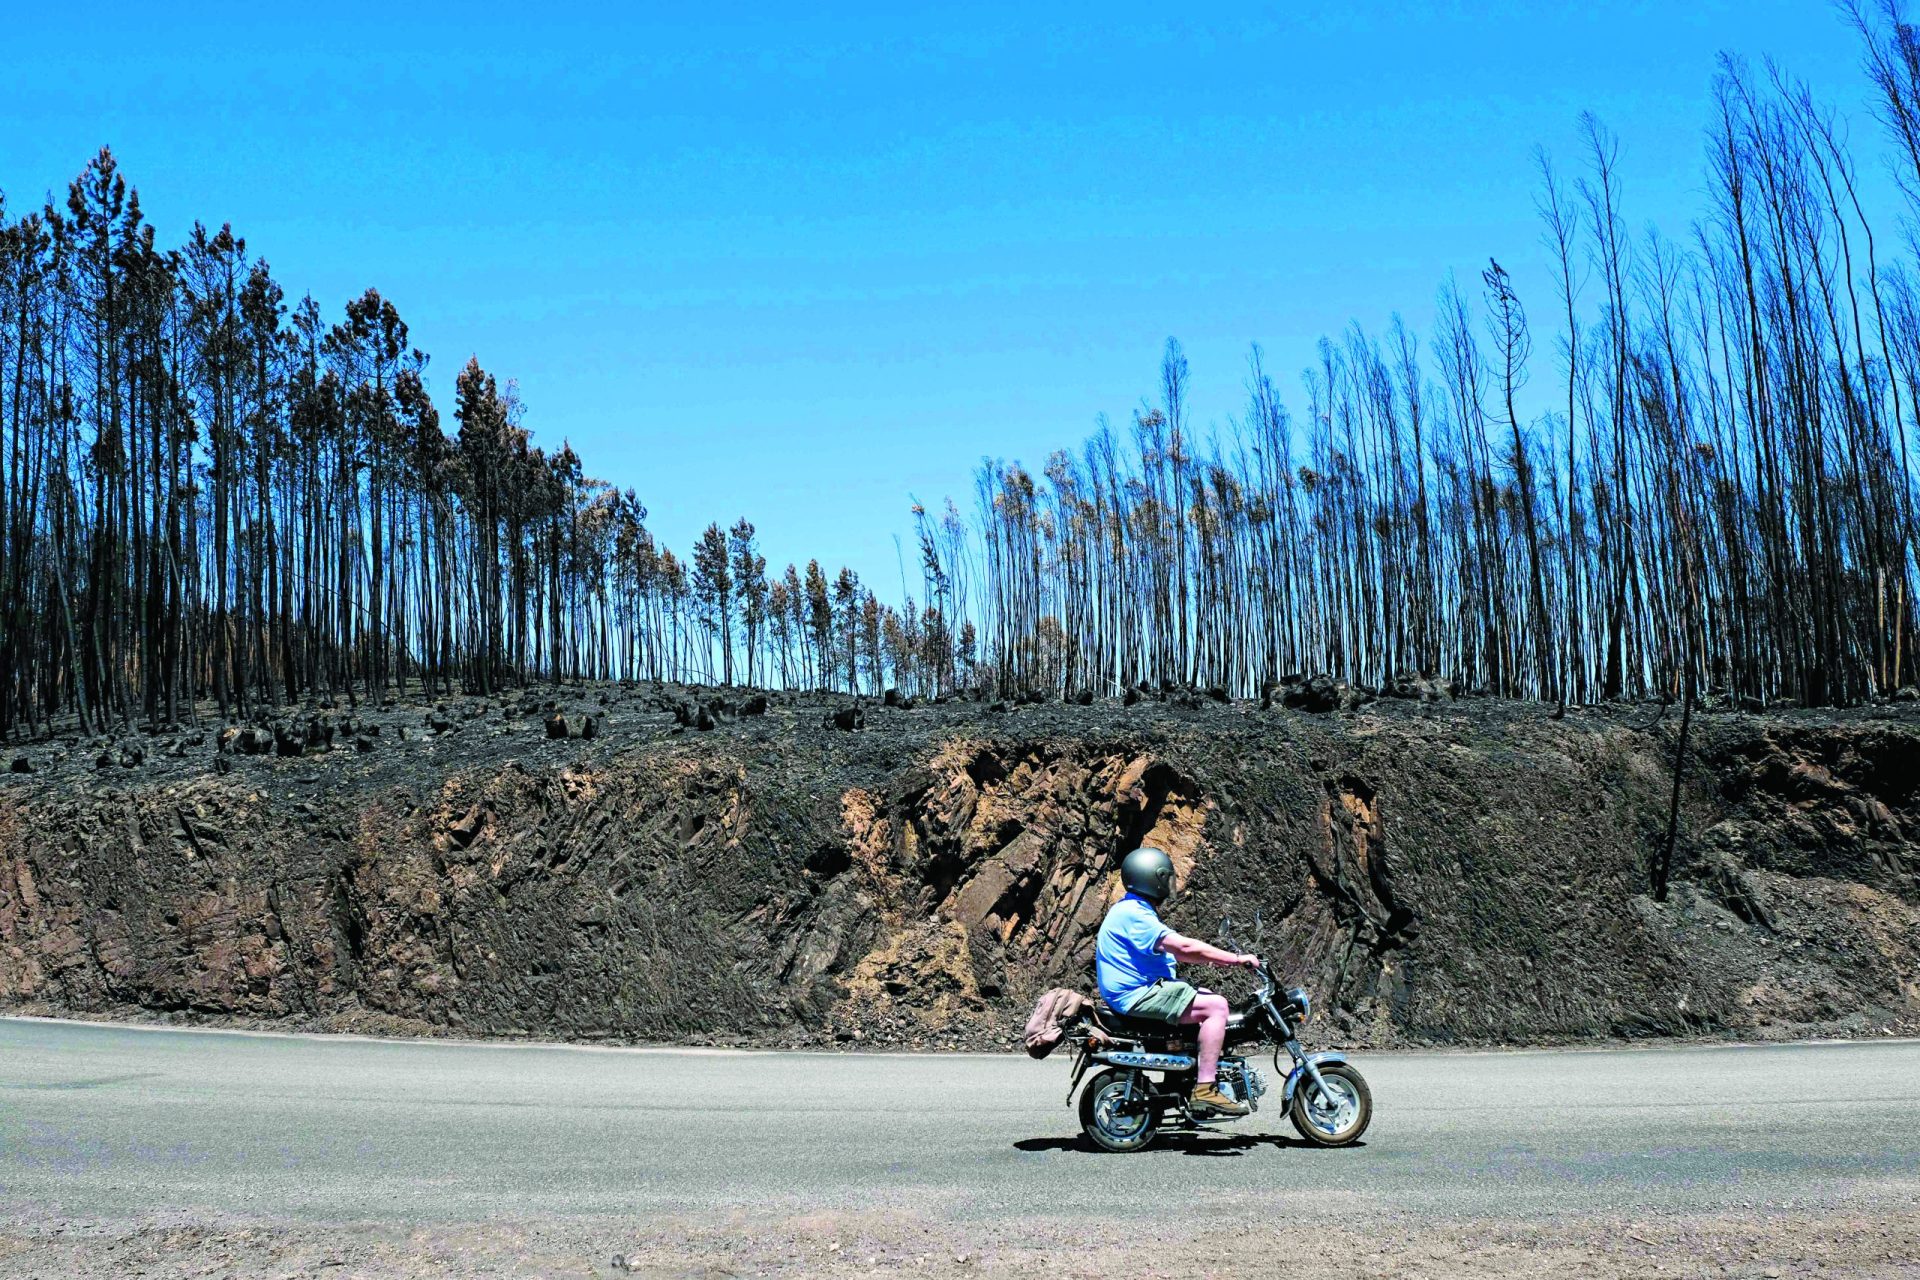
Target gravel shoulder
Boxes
[2,1206,1917,1278]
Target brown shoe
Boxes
[1190,1081,1249,1117]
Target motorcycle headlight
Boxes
[1286,987,1312,1024]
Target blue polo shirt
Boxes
[1095,893,1177,1012]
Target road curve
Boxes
[2,1017,1916,1229]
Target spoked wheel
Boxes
[1078,1068,1160,1152]
[1289,1063,1372,1147]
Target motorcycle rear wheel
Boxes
[1289,1062,1371,1146]
[1078,1068,1159,1153]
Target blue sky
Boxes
[0,2,1894,594]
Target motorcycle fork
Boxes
[1286,1040,1338,1108]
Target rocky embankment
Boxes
[1,685,1915,1049]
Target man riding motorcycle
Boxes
[1094,847,1261,1116]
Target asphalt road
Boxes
[1,1017,1916,1228]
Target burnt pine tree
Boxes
[691,521,732,684]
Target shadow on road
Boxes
[1015,1132,1362,1157]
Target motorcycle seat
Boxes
[1091,1002,1197,1043]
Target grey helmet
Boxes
[1120,846,1176,903]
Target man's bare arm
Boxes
[1158,931,1259,969]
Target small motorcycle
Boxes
[1063,914,1372,1152]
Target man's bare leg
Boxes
[1179,991,1230,1083]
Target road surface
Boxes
[0,1017,1916,1276]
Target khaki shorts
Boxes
[1123,979,1199,1022]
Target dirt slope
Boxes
[1,687,1915,1048]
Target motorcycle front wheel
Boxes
[1289,1063,1372,1146]
[1078,1068,1159,1153]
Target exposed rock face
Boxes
[833,744,1211,1031]
[0,691,1914,1048]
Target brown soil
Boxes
[2,686,1916,1050]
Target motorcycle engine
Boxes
[1219,1059,1268,1106]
